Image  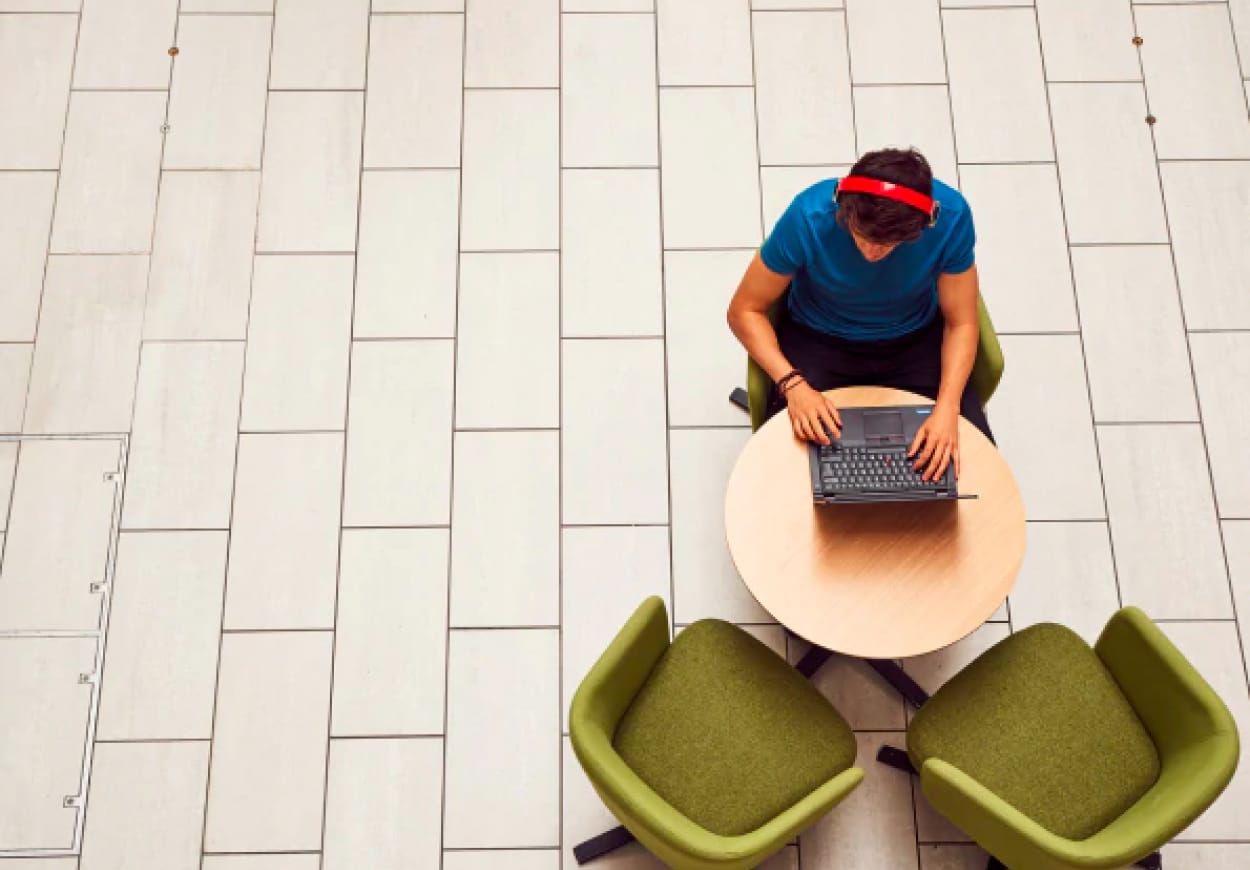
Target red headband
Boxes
[836,175,935,218]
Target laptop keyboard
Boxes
[817,444,947,492]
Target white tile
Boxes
[241,255,353,431]
[0,860,78,870]
[448,852,560,870]
[1166,845,1250,870]
[257,92,363,252]
[1048,83,1168,244]
[942,0,1028,5]
[1161,161,1250,329]
[343,340,454,526]
[561,526,671,731]
[562,339,668,524]
[853,85,958,187]
[918,844,989,870]
[0,0,78,8]
[562,736,667,870]
[664,250,755,426]
[451,431,559,627]
[203,858,320,870]
[323,738,443,870]
[123,342,244,529]
[51,92,166,253]
[905,619,1012,693]
[97,533,226,741]
[0,442,15,528]
[847,0,945,84]
[1136,5,1250,160]
[79,742,209,870]
[753,11,855,166]
[787,638,907,730]
[0,345,31,432]
[1098,424,1231,619]
[183,0,273,10]
[332,529,448,736]
[461,90,559,250]
[0,172,56,342]
[355,170,459,338]
[466,0,558,87]
[566,0,650,9]
[73,0,177,89]
[364,13,463,168]
[455,253,559,428]
[670,427,771,623]
[754,0,839,7]
[1071,246,1197,423]
[1226,520,1250,677]
[164,15,272,170]
[0,14,76,169]
[444,629,560,848]
[658,0,752,86]
[1007,522,1120,644]
[1237,1,1250,77]
[24,256,146,434]
[761,165,847,234]
[1191,333,1250,518]
[205,632,332,852]
[991,335,1105,521]
[562,169,662,336]
[943,8,1054,163]
[270,0,369,90]
[374,0,460,8]
[1035,0,1140,83]
[225,434,343,629]
[145,171,260,339]
[660,88,762,248]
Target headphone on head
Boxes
[835,175,940,228]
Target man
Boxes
[727,147,990,483]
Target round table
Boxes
[725,386,1026,660]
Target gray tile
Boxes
[0,344,31,433]
[455,253,559,428]
[1071,246,1197,423]
[917,844,989,870]
[1007,522,1120,644]
[562,736,666,870]
[853,85,958,187]
[1098,424,1231,619]
[444,629,560,848]
[0,14,76,169]
[1035,0,1140,83]
[270,0,369,90]
[657,0,752,86]
[225,433,343,630]
[1224,520,1250,680]
[847,0,945,84]
[466,0,559,87]
[1192,333,1250,518]
[761,165,848,235]
[0,171,56,342]
[787,637,907,730]
[204,632,332,852]
[447,852,560,870]
[73,0,177,89]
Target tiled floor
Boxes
[2,0,1250,868]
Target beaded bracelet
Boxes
[775,369,804,394]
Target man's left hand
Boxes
[909,404,960,481]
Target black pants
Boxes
[766,308,994,441]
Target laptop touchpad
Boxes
[864,410,905,445]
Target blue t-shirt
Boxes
[759,178,976,340]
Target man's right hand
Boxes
[785,381,842,445]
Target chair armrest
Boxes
[972,294,1004,406]
[569,596,670,737]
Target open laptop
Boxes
[809,405,965,504]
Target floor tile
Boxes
[562,169,662,336]
[24,256,147,434]
[1161,161,1250,329]
[455,253,559,428]
[97,532,226,740]
[332,529,448,736]
[73,0,176,89]
[183,0,273,10]
[202,858,320,870]
[51,92,165,253]
[447,851,559,870]
[917,843,988,870]
[0,344,31,433]
[903,621,1011,696]
[0,172,56,342]
[1007,522,1120,644]
[787,639,907,730]
[1136,5,1250,160]
[1098,424,1231,619]
[659,88,762,248]
[943,8,1053,163]
[270,0,369,90]
[225,433,343,630]
[853,85,958,187]
[957,164,1076,334]
[1048,83,1168,244]
[1225,520,1250,677]
[355,169,459,338]
[1191,333,1250,518]
[664,249,756,426]
[204,631,332,852]
[1035,0,1140,83]
[461,89,559,250]
[942,0,1029,5]
[123,342,244,529]
[1237,1,1250,77]
[990,335,1105,521]
[145,171,260,339]
[444,629,560,848]
[343,340,453,526]
[1071,246,1197,423]
[753,0,840,7]
[374,0,461,9]
[566,0,650,10]
[0,0,79,8]
[561,12,657,168]
[364,13,463,168]
[79,742,208,870]
[847,0,945,84]
[1166,844,1250,870]
[323,738,443,870]
[753,11,855,166]
[451,430,559,627]
[466,0,558,87]
[163,15,271,170]
[0,859,79,870]
[760,165,848,234]
[562,339,668,524]
[657,0,752,86]
[241,255,353,431]
[257,92,363,252]
[562,737,666,870]
[0,14,76,169]
[0,442,15,527]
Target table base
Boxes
[794,644,931,709]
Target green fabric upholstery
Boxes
[569,597,864,869]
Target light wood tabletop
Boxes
[724,386,1026,660]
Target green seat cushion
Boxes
[909,623,1161,840]
[613,620,856,837]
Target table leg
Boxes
[794,645,835,679]
[865,658,930,709]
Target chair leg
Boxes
[572,825,636,865]
[729,387,749,412]
[876,744,917,775]
[1135,852,1162,870]
[865,658,931,708]
[986,858,1008,870]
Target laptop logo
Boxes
[916,408,931,416]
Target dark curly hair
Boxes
[836,148,934,245]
